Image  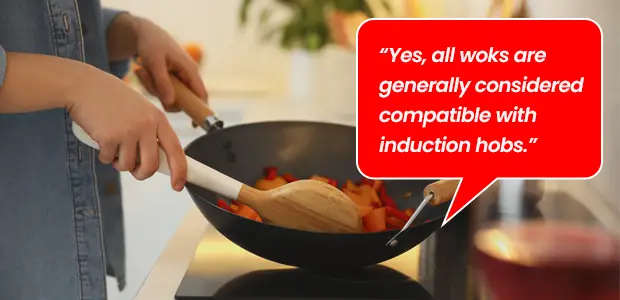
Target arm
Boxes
[0,46,113,113]
[103,9,138,62]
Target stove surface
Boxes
[175,210,476,300]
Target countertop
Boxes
[133,98,618,300]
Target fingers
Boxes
[98,141,118,165]
[173,59,208,102]
[114,138,138,171]
[145,59,176,111]
[131,133,160,180]
[134,68,158,97]
[157,121,187,191]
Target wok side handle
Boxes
[423,180,461,206]
[170,75,223,133]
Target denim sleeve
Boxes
[0,45,6,88]
[102,8,131,79]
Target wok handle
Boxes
[423,180,460,205]
[71,122,244,200]
[170,75,223,132]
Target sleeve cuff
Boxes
[102,8,132,79]
[0,45,6,88]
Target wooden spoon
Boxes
[71,76,363,234]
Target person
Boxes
[0,1,208,299]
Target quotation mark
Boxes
[529,138,538,143]
[380,48,389,54]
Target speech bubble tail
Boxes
[441,177,498,227]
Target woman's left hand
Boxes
[129,17,208,112]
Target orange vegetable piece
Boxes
[343,188,372,207]
[355,205,374,217]
[344,180,362,193]
[404,208,414,217]
[255,215,263,222]
[360,185,381,206]
[362,207,386,232]
[184,42,203,64]
[310,175,330,183]
[255,176,287,190]
[386,216,406,229]
[230,204,240,213]
[236,204,258,220]
[372,180,383,191]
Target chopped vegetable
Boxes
[282,173,298,182]
[264,166,278,180]
[378,186,398,209]
[223,168,420,231]
[404,208,414,217]
[386,206,409,223]
[217,199,232,212]
[363,207,387,232]
[386,216,406,229]
[327,178,338,188]
[402,191,412,198]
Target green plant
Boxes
[239,0,389,52]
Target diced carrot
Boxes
[310,175,329,183]
[378,186,398,209]
[355,205,374,217]
[264,166,278,180]
[386,206,409,223]
[404,208,414,217]
[282,173,298,182]
[217,199,232,212]
[255,176,287,190]
[360,185,381,206]
[344,180,362,193]
[255,215,263,222]
[237,204,257,219]
[386,216,406,229]
[362,207,386,232]
[230,204,240,213]
[387,225,400,231]
[343,188,372,207]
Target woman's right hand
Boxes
[66,70,187,191]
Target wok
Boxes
[184,121,449,269]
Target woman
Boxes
[0,1,206,299]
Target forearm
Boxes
[106,12,138,61]
[0,52,106,113]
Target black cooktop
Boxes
[175,207,479,300]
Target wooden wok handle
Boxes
[423,180,460,205]
[169,75,222,131]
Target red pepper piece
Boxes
[386,216,406,229]
[359,178,374,187]
[264,166,278,180]
[327,179,337,188]
[425,220,432,224]
[378,187,398,209]
[232,199,240,206]
[386,206,409,223]
[217,199,232,212]
[282,173,298,183]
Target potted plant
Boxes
[238,0,390,111]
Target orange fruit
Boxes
[184,43,203,64]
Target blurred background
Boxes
[99,0,619,299]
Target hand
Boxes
[130,17,208,112]
[67,68,187,191]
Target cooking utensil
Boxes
[71,76,364,234]
[387,180,459,246]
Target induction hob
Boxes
[175,207,480,300]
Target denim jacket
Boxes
[0,1,129,299]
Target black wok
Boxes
[184,121,449,269]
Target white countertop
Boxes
[133,97,618,300]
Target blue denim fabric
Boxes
[0,1,129,299]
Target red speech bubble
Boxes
[356,19,602,226]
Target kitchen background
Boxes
[99,0,619,299]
